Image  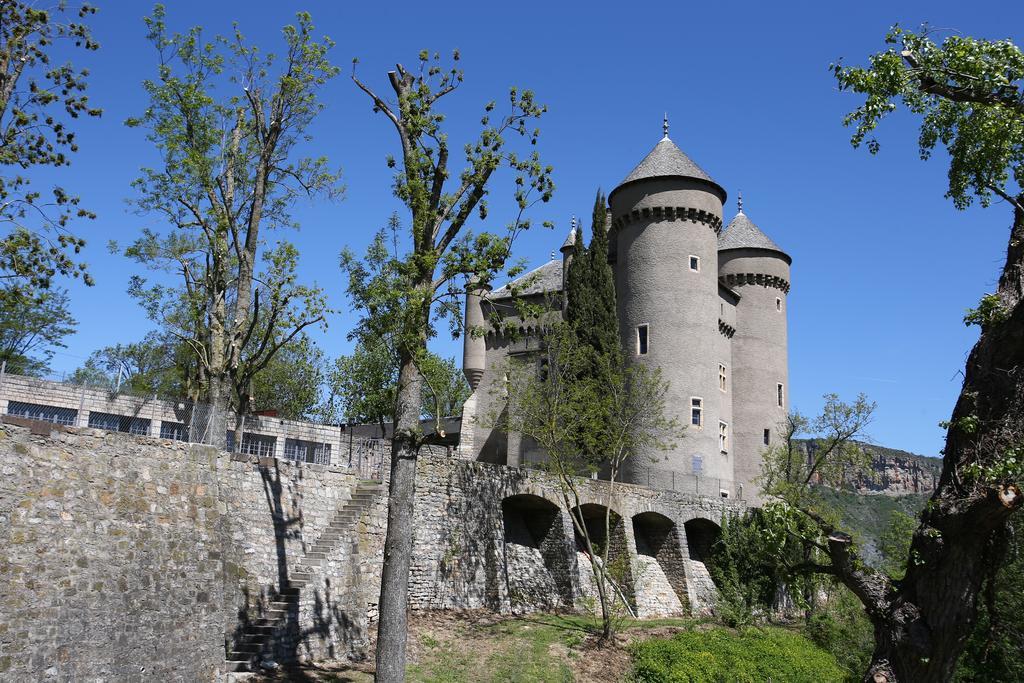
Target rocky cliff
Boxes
[798,439,941,495]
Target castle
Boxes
[459,124,792,502]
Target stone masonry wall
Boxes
[0,421,383,682]
[408,454,745,618]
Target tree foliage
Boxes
[69,331,182,396]
[565,190,617,365]
[501,323,681,639]
[0,0,101,292]
[337,214,470,431]
[350,52,553,681]
[327,338,468,428]
[123,6,339,446]
[249,333,328,421]
[0,285,75,375]
[824,27,1024,680]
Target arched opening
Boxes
[684,517,721,563]
[501,494,573,612]
[571,503,635,613]
[682,517,723,616]
[632,512,688,616]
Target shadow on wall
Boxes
[683,517,721,564]
[428,463,536,610]
[573,503,636,614]
[632,511,690,614]
[226,460,366,671]
[501,494,575,613]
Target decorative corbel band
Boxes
[612,205,723,234]
[721,272,790,293]
[718,319,736,339]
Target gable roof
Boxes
[488,259,563,299]
[718,211,789,262]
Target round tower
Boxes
[717,197,791,503]
[608,125,728,486]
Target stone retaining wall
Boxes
[408,455,746,616]
[0,421,383,682]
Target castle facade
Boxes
[459,129,791,502]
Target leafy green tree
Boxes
[878,510,917,580]
[123,7,339,448]
[805,586,875,681]
[829,27,1024,680]
[69,331,182,395]
[337,216,470,432]
[327,339,468,430]
[0,1,101,292]
[708,505,829,626]
[501,323,681,639]
[349,53,553,679]
[0,285,75,375]
[249,334,328,421]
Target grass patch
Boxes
[629,626,846,683]
[406,615,586,683]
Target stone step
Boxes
[229,641,263,655]
[224,660,253,673]
[237,632,271,646]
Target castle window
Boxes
[777,383,785,407]
[763,428,771,446]
[637,324,649,355]
[692,455,703,474]
[719,364,727,392]
[776,297,782,312]
[720,489,730,499]
[689,255,700,272]
[719,421,729,453]
[691,397,703,428]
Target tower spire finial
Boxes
[737,191,743,214]
[662,112,669,139]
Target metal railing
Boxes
[520,452,743,500]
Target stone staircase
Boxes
[224,481,384,673]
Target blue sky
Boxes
[38,0,1023,457]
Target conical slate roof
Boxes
[621,136,717,185]
[560,226,577,252]
[718,211,789,259]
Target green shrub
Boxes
[804,587,874,681]
[629,626,846,683]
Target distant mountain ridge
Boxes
[796,439,941,496]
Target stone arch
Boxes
[501,494,573,612]
[632,512,688,617]
[683,517,721,563]
[571,503,635,613]
[682,517,722,616]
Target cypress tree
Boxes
[564,217,587,325]
[566,191,619,364]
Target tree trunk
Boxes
[374,346,424,683]
[855,203,1024,682]
[207,373,230,450]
